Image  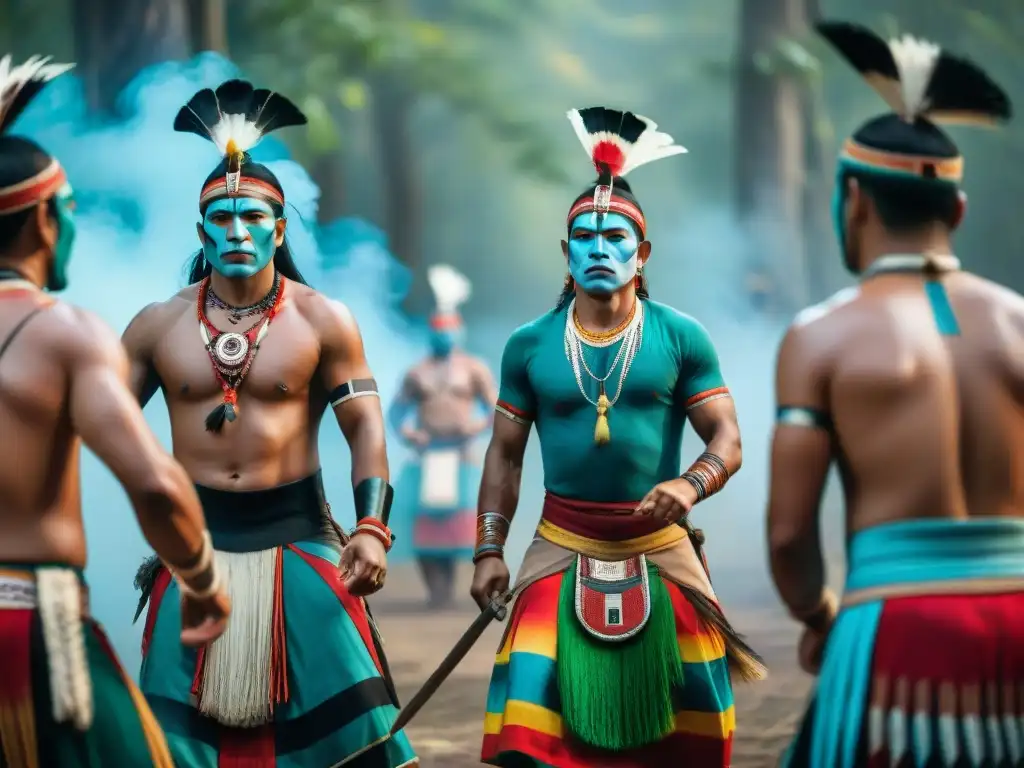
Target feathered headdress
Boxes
[565,107,686,238]
[174,79,307,210]
[817,22,1011,184]
[427,264,471,330]
[0,55,75,215]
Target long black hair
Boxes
[185,154,310,286]
[556,176,649,311]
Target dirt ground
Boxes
[371,564,813,768]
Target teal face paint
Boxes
[567,211,640,295]
[47,183,76,292]
[201,197,280,279]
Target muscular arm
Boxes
[67,309,208,570]
[121,302,163,408]
[316,298,389,484]
[471,359,499,433]
[767,325,834,620]
[688,397,742,476]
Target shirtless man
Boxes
[124,80,417,767]
[389,264,496,607]
[0,56,227,767]
[772,23,1024,768]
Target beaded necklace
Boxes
[196,272,285,432]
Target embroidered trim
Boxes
[566,197,647,238]
[495,400,532,425]
[199,176,285,211]
[0,159,67,214]
[573,554,652,642]
[841,139,963,182]
[684,386,731,411]
[776,405,833,430]
[536,518,685,560]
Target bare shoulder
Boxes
[122,286,196,350]
[779,287,862,371]
[289,283,360,343]
[41,303,126,371]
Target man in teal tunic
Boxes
[471,107,764,768]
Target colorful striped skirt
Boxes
[139,540,418,768]
[0,565,172,767]
[782,518,1024,768]
[481,570,735,767]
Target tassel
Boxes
[594,392,611,445]
[205,394,238,433]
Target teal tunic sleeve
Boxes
[674,316,729,411]
[495,326,536,424]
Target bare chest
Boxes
[153,308,321,403]
[409,359,476,402]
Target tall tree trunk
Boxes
[311,156,348,224]
[73,0,190,117]
[187,0,228,55]
[370,73,425,310]
[734,0,811,314]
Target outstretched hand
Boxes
[340,533,388,596]
[635,477,699,523]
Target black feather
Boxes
[815,22,898,80]
[577,107,646,144]
[132,554,163,624]
[927,51,1012,123]
[172,87,221,139]
[174,79,307,144]
[0,79,47,135]
[204,402,235,432]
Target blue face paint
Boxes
[201,197,280,279]
[47,183,76,293]
[429,326,465,357]
[567,211,640,295]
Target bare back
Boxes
[0,293,85,566]
[790,271,1024,532]
[124,278,375,490]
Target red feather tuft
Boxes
[592,141,626,176]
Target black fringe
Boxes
[133,555,164,624]
[680,586,768,682]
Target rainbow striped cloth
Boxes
[481,570,735,767]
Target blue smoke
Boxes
[15,54,428,672]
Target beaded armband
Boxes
[351,477,395,548]
[776,405,833,431]
[681,452,730,503]
[170,531,223,600]
[473,511,511,564]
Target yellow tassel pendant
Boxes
[594,390,611,445]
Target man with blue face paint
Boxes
[389,265,497,608]
[772,24,1024,768]
[0,56,232,767]
[123,80,417,767]
[461,108,764,767]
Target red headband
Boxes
[430,313,462,331]
[0,159,67,215]
[566,195,647,239]
[199,176,285,212]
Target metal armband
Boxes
[353,477,394,527]
[473,511,510,563]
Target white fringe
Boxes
[197,548,278,727]
[36,567,92,731]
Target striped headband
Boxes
[840,138,964,183]
[0,158,67,215]
[566,195,647,239]
[199,175,285,212]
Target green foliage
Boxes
[240,0,568,184]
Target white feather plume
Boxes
[565,109,687,177]
[209,113,264,155]
[0,55,74,126]
[428,264,472,315]
[621,114,687,175]
[887,34,941,121]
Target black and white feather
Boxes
[816,22,1011,126]
[174,79,307,156]
[567,107,687,180]
[0,55,74,135]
